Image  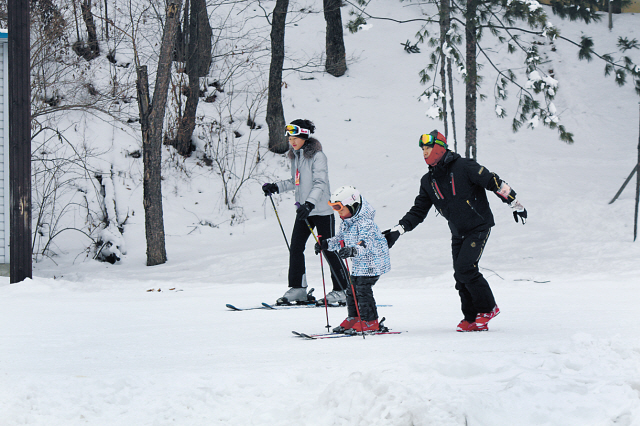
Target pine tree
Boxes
[346,0,639,158]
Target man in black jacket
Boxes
[383,130,527,332]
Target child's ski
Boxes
[292,330,402,339]
[293,317,402,339]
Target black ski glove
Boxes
[510,200,527,225]
[296,202,314,221]
[382,225,404,248]
[314,239,328,255]
[262,183,279,196]
[338,246,358,259]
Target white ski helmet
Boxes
[329,185,362,215]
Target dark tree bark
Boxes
[266,0,289,153]
[442,0,458,152]
[8,0,32,283]
[74,0,100,60]
[104,0,109,39]
[447,54,458,152]
[137,0,183,266]
[464,0,478,160]
[323,0,346,77]
[635,105,640,241]
[173,0,212,156]
[174,0,189,62]
[439,0,448,139]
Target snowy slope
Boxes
[2,1,640,425]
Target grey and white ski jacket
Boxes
[276,138,334,217]
[326,197,391,277]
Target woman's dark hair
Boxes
[289,119,315,135]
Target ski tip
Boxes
[262,302,277,309]
[292,331,316,339]
[225,304,242,311]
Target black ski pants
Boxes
[346,275,380,321]
[288,214,348,291]
[451,229,496,322]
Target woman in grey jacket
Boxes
[262,119,348,305]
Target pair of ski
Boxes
[293,317,402,339]
[227,287,336,311]
[225,302,333,311]
[292,330,402,340]
[226,302,392,311]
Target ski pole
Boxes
[268,193,290,251]
[295,203,348,292]
[340,241,365,340]
[317,241,331,332]
[296,203,357,336]
[296,209,331,331]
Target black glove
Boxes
[382,225,404,248]
[262,183,279,196]
[314,239,328,255]
[513,209,527,224]
[296,202,315,221]
[510,200,527,225]
[338,246,358,259]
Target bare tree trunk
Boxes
[447,56,458,152]
[635,103,640,241]
[138,0,183,266]
[78,0,100,60]
[443,0,458,152]
[173,0,211,156]
[104,0,109,39]
[465,0,477,160]
[266,0,289,154]
[439,0,448,139]
[323,0,346,77]
[175,76,199,156]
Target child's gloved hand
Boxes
[338,246,358,259]
[314,240,328,255]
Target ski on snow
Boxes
[226,302,391,311]
[225,302,338,311]
[292,318,402,339]
[292,330,402,340]
[226,288,392,311]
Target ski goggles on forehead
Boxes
[285,124,310,137]
[419,134,446,148]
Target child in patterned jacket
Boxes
[314,186,391,332]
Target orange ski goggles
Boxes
[328,201,347,211]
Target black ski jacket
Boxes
[399,151,515,237]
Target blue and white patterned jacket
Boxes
[326,197,391,277]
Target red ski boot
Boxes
[475,305,500,329]
[456,319,486,332]
[352,319,379,332]
[332,317,357,333]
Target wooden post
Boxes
[8,0,32,282]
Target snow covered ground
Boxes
[2,1,640,425]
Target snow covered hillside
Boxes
[1,1,640,425]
